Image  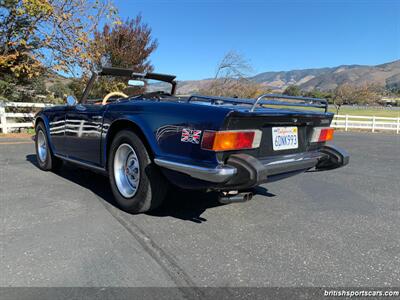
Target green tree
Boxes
[283,85,302,96]
[49,81,72,99]
[68,78,87,100]
[303,89,333,104]
[31,77,47,95]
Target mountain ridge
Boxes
[173,59,400,94]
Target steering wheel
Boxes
[102,91,128,105]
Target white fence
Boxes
[1,101,400,134]
[0,101,54,134]
[331,115,400,134]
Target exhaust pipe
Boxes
[218,191,253,204]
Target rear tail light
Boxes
[311,127,334,143]
[201,130,262,151]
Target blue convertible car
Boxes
[35,67,349,213]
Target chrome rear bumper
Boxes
[154,145,349,185]
[154,159,237,183]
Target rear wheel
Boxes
[35,122,62,171]
[108,130,168,213]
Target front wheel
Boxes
[35,122,62,171]
[108,130,168,213]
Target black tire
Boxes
[108,130,168,213]
[35,122,62,171]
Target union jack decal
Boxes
[181,128,202,144]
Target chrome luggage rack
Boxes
[187,94,328,113]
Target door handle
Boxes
[92,116,102,120]
[76,104,86,111]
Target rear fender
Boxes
[102,116,157,167]
[102,102,230,169]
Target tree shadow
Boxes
[26,154,275,223]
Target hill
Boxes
[172,60,400,94]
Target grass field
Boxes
[328,106,400,118]
[261,104,400,118]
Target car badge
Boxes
[181,128,202,144]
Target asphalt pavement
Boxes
[1,132,399,289]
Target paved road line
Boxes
[0,141,33,145]
[97,198,211,298]
[99,199,197,286]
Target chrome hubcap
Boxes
[114,143,140,198]
[37,130,47,162]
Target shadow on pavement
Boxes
[26,154,275,223]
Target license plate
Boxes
[272,127,298,151]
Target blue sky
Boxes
[115,0,400,80]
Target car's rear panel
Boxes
[153,95,348,191]
[216,109,334,162]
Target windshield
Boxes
[84,75,173,104]
[145,79,173,94]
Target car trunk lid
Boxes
[216,109,333,161]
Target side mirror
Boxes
[66,95,77,106]
[128,79,145,87]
